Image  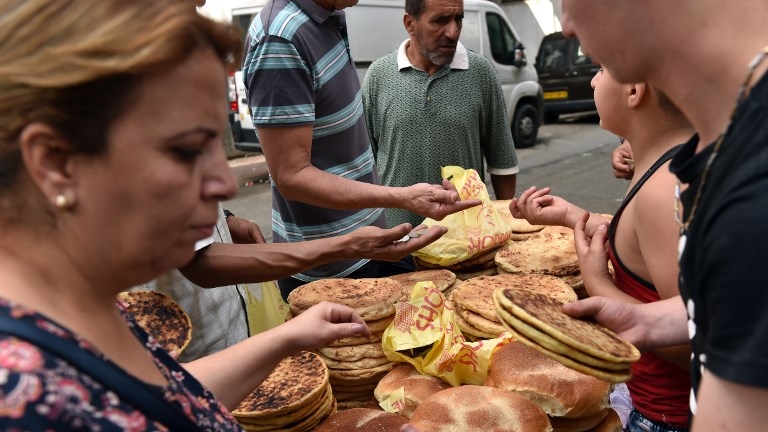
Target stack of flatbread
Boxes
[116,290,192,360]
[450,274,577,340]
[288,278,403,410]
[488,342,622,432]
[414,246,501,280]
[387,269,458,299]
[493,287,640,383]
[232,351,335,431]
[495,225,586,296]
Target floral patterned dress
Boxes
[0,299,244,431]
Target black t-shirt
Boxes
[670,72,768,412]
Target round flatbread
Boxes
[233,351,329,418]
[454,274,577,327]
[318,342,386,362]
[493,287,640,364]
[495,225,580,276]
[287,278,403,321]
[387,270,456,296]
[117,290,192,359]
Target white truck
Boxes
[228,0,544,149]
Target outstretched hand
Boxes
[348,224,447,261]
[510,186,570,226]
[404,180,482,221]
[280,302,371,352]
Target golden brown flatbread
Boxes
[494,288,640,364]
[387,270,456,297]
[491,200,546,234]
[117,290,192,359]
[495,225,579,276]
[287,278,403,321]
[453,274,577,326]
[314,408,409,432]
[233,351,329,418]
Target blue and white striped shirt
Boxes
[243,0,386,281]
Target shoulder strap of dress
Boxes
[0,314,202,431]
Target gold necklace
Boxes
[675,46,768,231]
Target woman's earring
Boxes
[55,194,71,210]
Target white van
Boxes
[229,0,543,148]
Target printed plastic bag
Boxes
[381,281,512,387]
[244,281,289,336]
[412,166,511,266]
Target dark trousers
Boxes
[277,256,415,302]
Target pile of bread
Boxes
[283,272,454,411]
[231,351,337,431]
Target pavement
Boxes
[228,153,269,186]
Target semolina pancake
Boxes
[327,331,384,347]
[494,288,640,365]
[117,290,192,359]
[317,351,392,370]
[495,306,632,371]
[454,267,498,281]
[454,274,577,326]
[314,408,409,432]
[287,277,403,321]
[494,307,632,383]
[330,371,390,387]
[387,270,456,296]
[508,232,538,241]
[495,225,580,276]
[236,384,332,428]
[337,399,380,411]
[446,246,501,271]
[233,351,329,418]
[456,306,507,337]
[453,305,499,339]
[364,316,394,334]
[318,342,386,362]
[489,342,611,418]
[267,397,336,432]
[409,385,552,432]
[329,361,396,380]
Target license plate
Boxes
[544,90,568,100]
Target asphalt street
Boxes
[224,116,628,242]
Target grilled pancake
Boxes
[117,290,192,359]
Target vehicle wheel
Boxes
[544,111,560,124]
[512,103,539,149]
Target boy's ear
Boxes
[19,123,78,210]
[627,83,647,109]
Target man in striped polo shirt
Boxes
[243,0,480,300]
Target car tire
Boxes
[512,102,539,149]
[544,111,560,124]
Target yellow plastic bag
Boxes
[381,281,513,388]
[412,166,511,266]
[244,281,290,336]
